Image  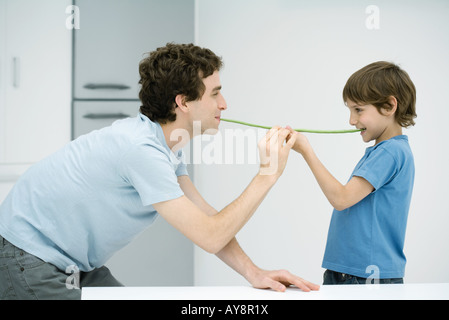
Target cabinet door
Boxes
[0,0,7,163]
[74,0,194,100]
[73,101,140,138]
[1,0,72,164]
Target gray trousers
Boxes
[0,235,123,300]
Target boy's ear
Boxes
[383,96,398,116]
[175,94,189,113]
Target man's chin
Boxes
[203,127,219,135]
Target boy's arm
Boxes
[177,175,319,292]
[289,129,374,211]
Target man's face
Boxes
[187,71,227,134]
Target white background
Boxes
[192,0,449,285]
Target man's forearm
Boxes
[211,173,278,251]
[174,174,277,254]
[210,126,294,250]
[215,237,257,282]
[223,174,276,221]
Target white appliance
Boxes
[72,0,195,286]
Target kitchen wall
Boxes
[193,0,449,285]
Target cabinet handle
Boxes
[0,174,21,182]
[83,113,130,120]
[12,57,20,88]
[83,83,131,90]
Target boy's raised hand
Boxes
[286,126,311,156]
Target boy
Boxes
[290,61,417,284]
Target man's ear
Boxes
[175,94,189,113]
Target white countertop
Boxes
[82,283,449,300]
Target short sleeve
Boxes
[174,150,189,177]
[352,147,398,191]
[121,144,184,206]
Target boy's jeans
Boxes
[323,269,404,285]
[0,235,123,300]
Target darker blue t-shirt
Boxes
[322,135,415,279]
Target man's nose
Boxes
[218,94,227,110]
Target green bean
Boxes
[220,118,362,134]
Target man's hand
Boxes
[258,126,296,177]
[247,268,320,292]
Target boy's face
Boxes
[187,71,227,135]
[346,99,396,145]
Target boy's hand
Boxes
[286,126,311,155]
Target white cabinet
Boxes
[1,0,195,286]
[0,0,72,167]
[70,0,195,286]
[73,101,141,138]
[0,0,72,200]
[74,0,194,100]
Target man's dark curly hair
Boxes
[138,43,223,124]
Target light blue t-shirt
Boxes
[0,113,188,272]
[322,135,414,279]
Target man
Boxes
[0,43,318,300]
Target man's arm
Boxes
[153,127,294,254]
[153,174,275,254]
[177,175,319,292]
[215,236,319,292]
[289,129,374,211]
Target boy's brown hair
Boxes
[343,61,417,127]
[139,43,223,124]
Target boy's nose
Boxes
[349,115,357,126]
